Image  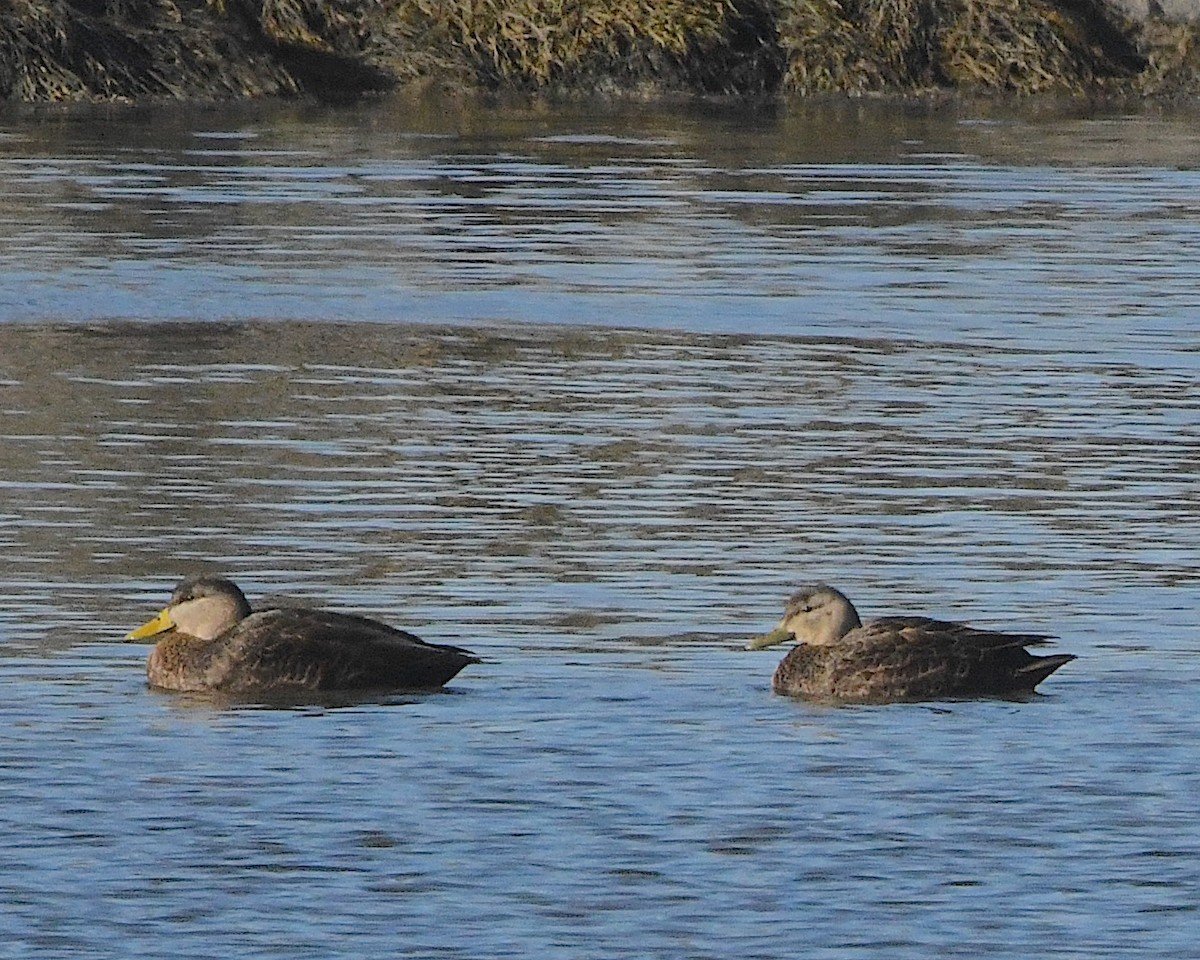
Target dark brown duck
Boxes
[126,575,480,693]
[748,584,1075,703]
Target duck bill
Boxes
[126,607,174,641]
[746,626,794,651]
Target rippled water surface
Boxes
[0,96,1197,958]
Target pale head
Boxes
[126,575,252,643]
[747,584,862,650]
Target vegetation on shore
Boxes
[1,0,1198,103]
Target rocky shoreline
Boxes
[2,0,1199,104]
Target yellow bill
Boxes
[126,607,175,641]
[746,626,794,651]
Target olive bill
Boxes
[746,626,794,651]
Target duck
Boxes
[747,584,1075,703]
[125,575,480,693]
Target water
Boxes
[0,95,1197,958]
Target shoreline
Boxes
[2,0,1199,104]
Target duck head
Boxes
[126,575,252,643]
[747,584,862,650]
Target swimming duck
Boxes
[748,584,1075,702]
[126,575,480,693]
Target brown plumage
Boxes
[748,584,1075,703]
[126,575,480,693]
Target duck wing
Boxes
[218,608,480,691]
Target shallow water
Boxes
[0,95,1197,958]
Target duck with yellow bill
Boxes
[126,575,480,693]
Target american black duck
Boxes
[748,584,1074,702]
[126,575,480,693]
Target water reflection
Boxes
[4,98,1200,341]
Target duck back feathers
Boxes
[149,607,480,693]
[770,612,1075,702]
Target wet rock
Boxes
[1109,0,1200,21]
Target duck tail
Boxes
[1017,653,1076,690]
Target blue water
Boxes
[0,95,1197,958]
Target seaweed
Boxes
[776,0,1146,94]
[0,0,392,101]
[934,0,1146,93]
[1129,15,1200,95]
[385,0,764,93]
[0,0,1194,102]
[0,0,302,100]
